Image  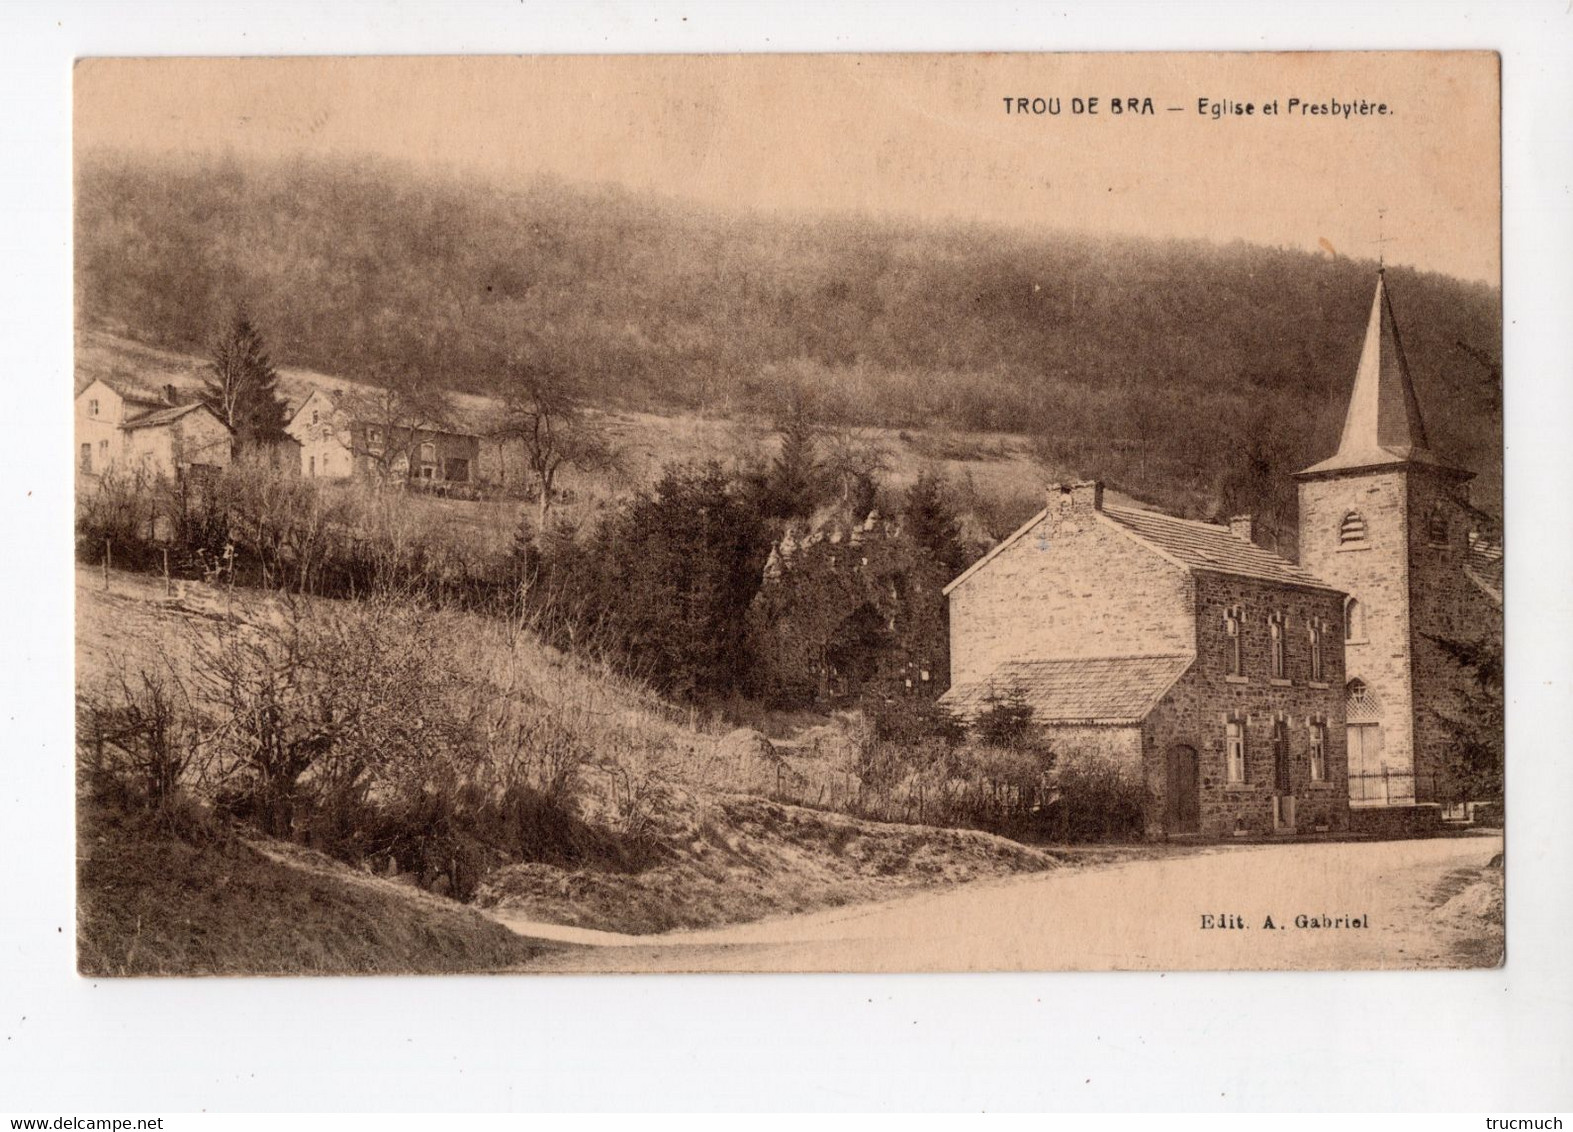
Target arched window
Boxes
[1344,596,1365,642]
[1224,606,1243,676]
[1309,722,1327,782]
[1308,620,1324,682]
[1339,510,1367,545]
[1427,502,1450,546]
[1268,613,1286,680]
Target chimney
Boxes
[163,383,179,406]
[1052,480,1104,515]
[1228,515,1254,543]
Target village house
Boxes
[940,480,1349,839]
[74,377,232,480]
[940,273,1502,840]
[285,387,482,488]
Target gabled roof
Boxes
[939,654,1193,725]
[942,505,1050,595]
[1297,273,1470,479]
[942,498,1343,596]
[1102,505,1341,592]
[80,375,167,407]
[122,402,227,431]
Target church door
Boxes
[1165,744,1200,835]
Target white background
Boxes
[1,0,1570,1113]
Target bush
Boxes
[1036,755,1150,842]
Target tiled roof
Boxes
[939,654,1193,725]
[1103,505,1340,591]
[122,402,218,430]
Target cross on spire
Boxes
[1373,208,1396,272]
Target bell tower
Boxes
[1294,273,1478,807]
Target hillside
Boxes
[75,150,1503,526]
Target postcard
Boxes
[73,51,1502,974]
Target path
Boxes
[500,832,1503,973]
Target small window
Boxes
[1269,613,1286,680]
[1226,720,1247,783]
[98,439,109,461]
[367,426,383,446]
[311,409,319,425]
[1427,502,1450,546]
[1339,511,1367,545]
[79,442,92,473]
[88,398,99,417]
[1308,621,1324,682]
[309,455,316,477]
[1224,606,1243,676]
[1345,597,1365,642]
[1309,723,1327,782]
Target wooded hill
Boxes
[75,150,1502,529]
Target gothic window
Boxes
[420,441,437,463]
[1308,620,1325,682]
[1427,502,1450,546]
[1224,606,1243,676]
[1269,613,1286,680]
[1339,510,1368,545]
[1225,720,1247,783]
[1344,596,1365,642]
[1309,722,1327,782]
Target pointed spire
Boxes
[1297,273,1467,479]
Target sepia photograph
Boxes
[71,51,1505,977]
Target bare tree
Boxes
[495,361,617,529]
[351,367,456,485]
[819,425,891,511]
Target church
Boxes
[939,273,1502,839]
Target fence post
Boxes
[103,539,111,589]
[163,547,172,596]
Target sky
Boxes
[75,52,1501,285]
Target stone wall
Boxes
[1141,573,1350,839]
[947,492,1193,688]
[1297,468,1417,784]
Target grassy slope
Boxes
[77,802,552,976]
[77,568,1062,946]
[476,793,1060,936]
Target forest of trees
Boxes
[75,148,1503,536]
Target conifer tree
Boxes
[203,305,288,448]
[903,469,969,575]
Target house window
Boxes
[367,426,383,447]
[89,398,99,417]
[1224,606,1243,676]
[1339,510,1367,544]
[1268,613,1286,680]
[98,439,109,464]
[80,443,92,473]
[1308,621,1324,681]
[1225,720,1247,783]
[311,409,319,425]
[1271,718,1291,792]
[1345,597,1365,642]
[1427,502,1450,546]
[420,441,437,463]
[1309,723,1327,782]
[420,465,435,481]
[309,455,316,477]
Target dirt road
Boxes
[507,832,1503,973]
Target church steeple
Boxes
[1296,273,1466,479]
